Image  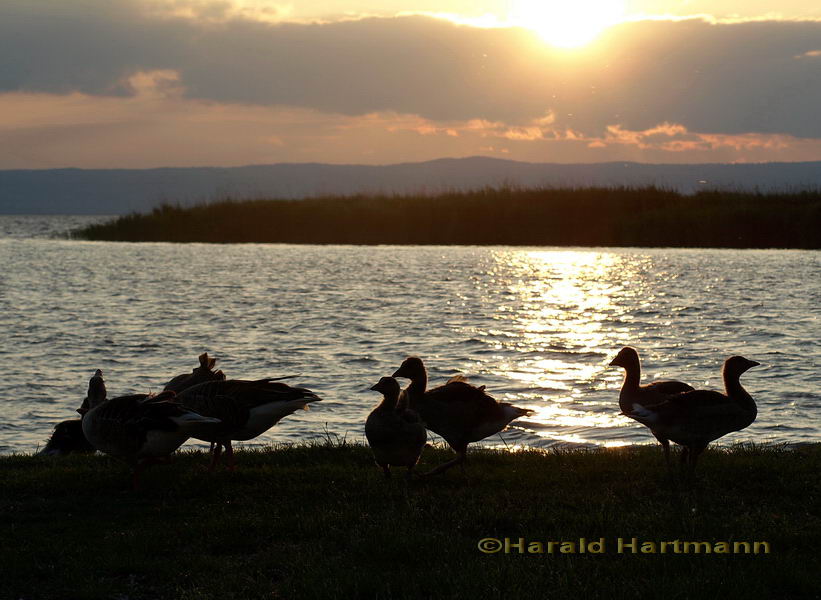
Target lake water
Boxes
[1,215,818,454]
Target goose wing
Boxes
[627,390,747,444]
[644,380,694,395]
[177,379,319,425]
[176,383,250,430]
[420,381,511,442]
[215,379,320,409]
[84,394,164,458]
[365,409,426,466]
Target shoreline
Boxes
[2,438,818,457]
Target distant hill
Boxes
[2,157,821,214]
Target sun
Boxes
[511,0,626,48]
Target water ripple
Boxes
[1,216,820,453]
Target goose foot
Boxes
[208,444,223,472]
[224,442,236,472]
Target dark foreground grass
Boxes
[2,443,820,599]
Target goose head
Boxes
[722,356,760,378]
[193,352,226,381]
[370,376,401,397]
[392,357,425,380]
[608,347,640,370]
[78,369,106,415]
[39,419,93,456]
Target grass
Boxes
[2,442,820,599]
[71,186,821,248]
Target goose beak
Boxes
[748,360,761,368]
[369,383,381,392]
[391,369,403,378]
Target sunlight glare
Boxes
[511,0,626,48]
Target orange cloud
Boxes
[596,122,798,155]
[2,90,820,169]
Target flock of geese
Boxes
[39,349,760,488]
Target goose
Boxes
[365,377,427,479]
[80,370,222,489]
[41,369,110,454]
[623,356,760,471]
[609,347,694,464]
[163,352,226,393]
[175,378,321,470]
[392,356,531,476]
[39,419,95,456]
[71,360,223,452]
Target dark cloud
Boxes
[2,1,820,136]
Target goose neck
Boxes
[377,393,399,412]
[724,372,756,412]
[621,361,641,391]
[408,371,427,397]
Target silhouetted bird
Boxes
[623,356,760,472]
[80,370,221,490]
[40,368,106,455]
[365,376,427,479]
[39,419,95,456]
[175,378,321,470]
[163,352,226,393]
[609,347,694,464]
[392,356,531,476]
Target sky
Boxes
[1,0,820,168]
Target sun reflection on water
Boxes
[466,249,644,447]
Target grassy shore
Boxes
[2,443,820,599]
[73,187,821,248]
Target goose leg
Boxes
[131,457,163,491]
[224,441,236,472]
[660,439,671,467]
[209,443,223,471]
[652,431,671,466]
[381,464,391,479]
[688,443,708,473]
[423,449,466,477]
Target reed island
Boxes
[74,187,821,248]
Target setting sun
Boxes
[511,0,626,47]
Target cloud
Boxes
[1,1,821,166]
[142,0,295,23]
[3,87,820,169]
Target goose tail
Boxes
[501,404,532,423]
[298,390,322,410]
[258,375,302,382]
[624,403,658,425]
